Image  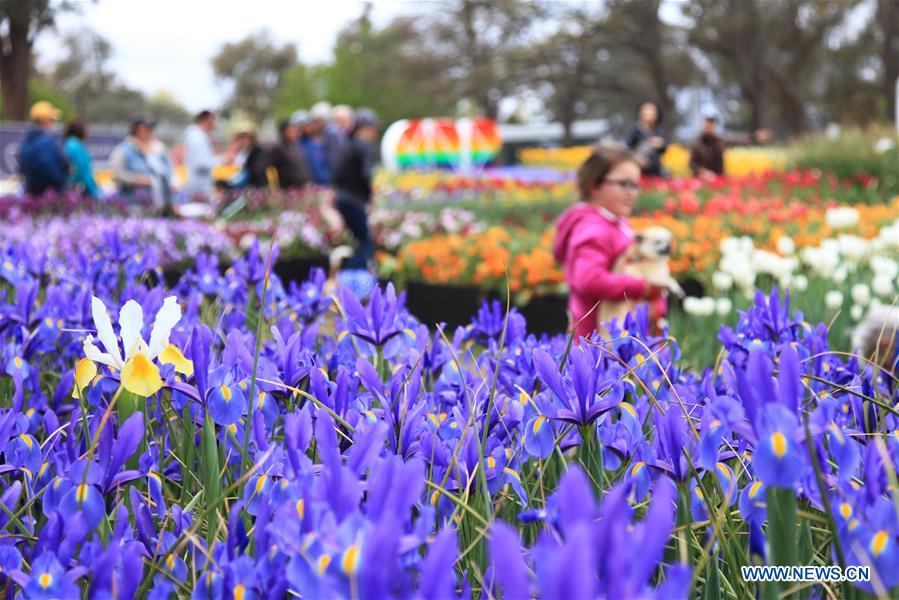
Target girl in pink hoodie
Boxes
[553,143,665,341]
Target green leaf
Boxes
[200,412,222,547]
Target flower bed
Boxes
[0,238,896,598]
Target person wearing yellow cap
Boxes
[17,101,68,196]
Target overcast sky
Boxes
[36,0,413,112]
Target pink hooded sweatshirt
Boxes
[553,202,649,340]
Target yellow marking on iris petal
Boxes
[716,463,732,480]
[37,462,48,478]
[634,353,645,367]
[206,572,215,586]
[39,573,52,589]
[257,392,267,409]
[221,385,232,402]
[337,331,348,343]
[770,432,788,459]
[296,499,305,519]
[365,410,376,422]
[839,503,852,520]
[166,555,176,571]
[239,380,248,391]
[431,490,440,505]
[519,390,529,404]
[255,475,267,494]
[53,477,63,489]
[486,456,496,469]
[694,486,704,500]
[710,419,722,430]
[21,467,33,480]
[850,481,861,490]
[620,403,637,418]
[13,357,22,369]
[317,554,331,574]
[73,357,98,398]
[749,481,763,499]
[227,423,238,434]
[828,423,846,444]
[19,434,33,449]
[121,353,164,397]
[871,531,889,556]
[158,344,194,376]
[341,545,360,575]
[532,416,548,434]
[233,584,245,600]
[849,519,860,531]
[404,328,416,340]
[449,422,458,429]
[427,413,440,428]
[26,408,34,417]
[503,467,521,482]
[631,461,646,477]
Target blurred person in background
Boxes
[269,113,311,189]
[225,120,268,189]
[625,101,667,178]
[63,120,99,198]
[182,110,225,200]
[110,117,172,211]
[18,101,68,196]
[332,109,379,270]
[689,113,771,177]
[301,101,332,185]
[324,104,354,173]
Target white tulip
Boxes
[832,267,848,284]
[791,274,808,291]
[776,236,796,255]
[872,275,894,297]
[699,297,716,316]
[825,207,860,230]
[712,271,734,291]
[873,137,896,154]
[850,304,864,321]
[715,297,732,316]
[851,283,871,306]
[683,297,701,315]
[825,291,844,310]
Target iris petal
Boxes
[121,353,164,397]
[118,300,146,360]
[147,297,182,360]
[91,296,123,366]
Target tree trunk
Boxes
[0,17,32,121]
[879,0,899,124]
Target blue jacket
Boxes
[18,127,68,195]
[64,137,100,198]
[300,136,330,185]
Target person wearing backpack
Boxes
[17,101,68,196]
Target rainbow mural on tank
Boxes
[381,118,502,171]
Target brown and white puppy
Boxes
[599,226,684,330]
[852,305,899,370]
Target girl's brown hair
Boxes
[576,142,639,201]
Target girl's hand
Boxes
[645,283,666,300]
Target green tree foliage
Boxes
[320,12,457,126]
[211,30,297,123]
[0,0,72,121]
[272,63,327,120]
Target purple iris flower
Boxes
[22,552,79,599]
[532,346,624,426]
[751,403,807,489]
[338,283,404,347]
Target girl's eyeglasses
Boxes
[602,179,641,193]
